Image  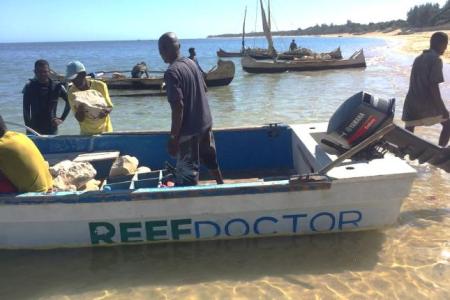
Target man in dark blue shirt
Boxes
[22,60,70,135]
[159,32,223,186]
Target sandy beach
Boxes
[346,29,450,63]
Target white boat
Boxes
[0,92,426,249]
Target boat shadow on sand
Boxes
[0,231,386,298]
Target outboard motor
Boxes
[323,91,395,154]
[321,91,450,173]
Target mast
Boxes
[260,0,275,54]
[242,6,247,52]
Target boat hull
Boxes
[102,60,235,90]
[216,49,276,60]
[242,49,367,74]
[217,49,243,57]
[0,176,411,249]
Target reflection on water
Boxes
[0,38,449,299]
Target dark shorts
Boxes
[175,129,219,186]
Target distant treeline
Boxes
[408,1,450,27]
[208,1,450,38]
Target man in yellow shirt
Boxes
[0,115,53,193]
[66,61,113,135]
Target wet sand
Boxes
[328,29,450,63]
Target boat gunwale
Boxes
[0,178,332,205]
[33,124,286,137]
[101,60,235,84]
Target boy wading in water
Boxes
[402,32,449,147]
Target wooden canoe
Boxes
[242,49,366,74]
[217,48,277,60]
[100,60,235,90]
[217,48,243,57]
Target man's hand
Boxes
[98,107,112,119]
[167,136,179,157]
[52,118,63,127]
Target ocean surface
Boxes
[0,36,449,299]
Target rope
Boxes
[4,121,43,137]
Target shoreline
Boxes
[322,30,450,64]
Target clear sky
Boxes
[0,0,447,43]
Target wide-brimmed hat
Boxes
[65,61,86,80]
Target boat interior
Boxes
[29,90,427,195]
[7,91,445,198]
[33,124,329,193]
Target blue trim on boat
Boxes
[0,179,331,205]
[0,125,316,205]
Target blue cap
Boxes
[65,61,86,80]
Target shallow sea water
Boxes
[0,36,449,299]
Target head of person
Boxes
[0,115,7,138]
[292,39,295,42]
[158,32,181,64]
[430,32,448,55]
[188,47,196,56]
[66,61,87,88]
[34,59,50,83]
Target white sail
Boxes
[260,0,275,54]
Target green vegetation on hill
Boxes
[407,1,449,27]
[208,1,450,38]
[430,0,450,25]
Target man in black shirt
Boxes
[159,32,223,186]
[289,39,298,52]
[131,62,150,78]
[402,32,449,146]
[188,47,206,76]
[23,60,70,135]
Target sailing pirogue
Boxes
[241,49,367,73]
[99,60,235,90]
[6,91,450,249]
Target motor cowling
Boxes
[325,91,395,153]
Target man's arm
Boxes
[59,85,71,121]
[167,98,183,157]
[430,59,448,118]
[22,84,32,126]
[165,71,184,156]
[66,86,86,122]
[170,101,183,139]
[95,81,113,118]
[430,84,449,118]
